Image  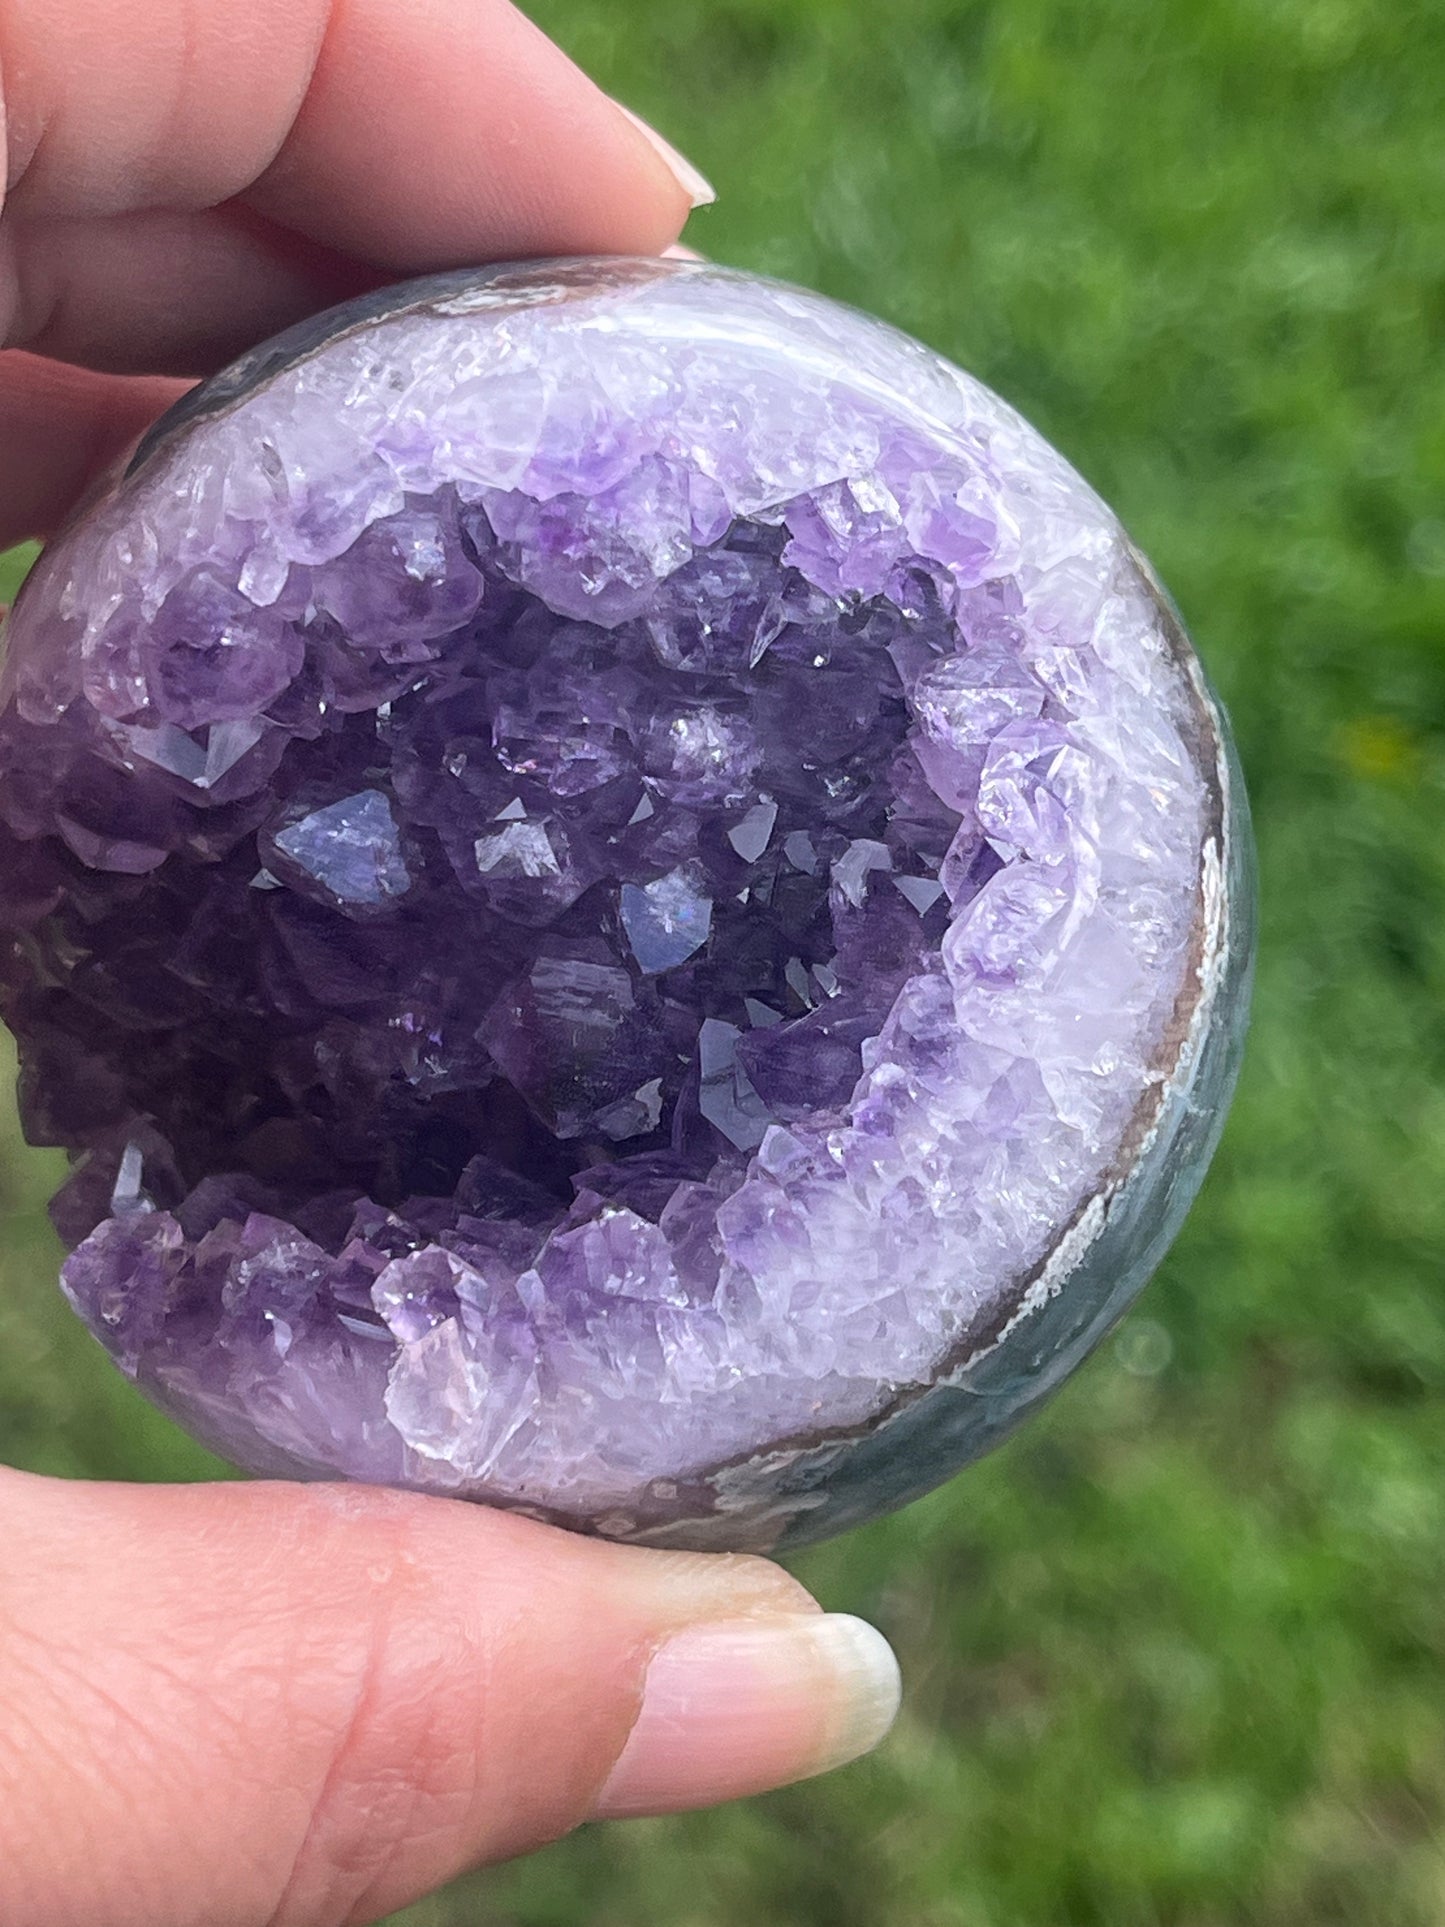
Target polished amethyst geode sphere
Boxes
[0,260,1251,1548]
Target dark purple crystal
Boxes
[0,260,1251,1548]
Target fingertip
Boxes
[245,0,702,269]
[611,103,716,211]
[590,1611,902,1820]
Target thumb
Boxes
[0,1469,899,1927]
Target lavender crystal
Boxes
[0,260,1250,1548]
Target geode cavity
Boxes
[0,260,1251,1548]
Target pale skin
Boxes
[0,4,902,1923]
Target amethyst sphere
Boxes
[0,260,1251,1549]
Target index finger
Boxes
[0,0,709,371]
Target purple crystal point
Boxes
[267,789,412,911]
[310,503,483,657]
[0,259,1251,1550]
[620,865,713,974]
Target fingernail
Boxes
[613,103,717,210]
[593,1613,901,1820]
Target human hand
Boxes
[0,1470,899,1924]
[0,5,901,1923]
[0,0,716,546]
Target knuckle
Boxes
[267,1514,484,1927]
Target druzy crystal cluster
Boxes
[0,261,1249,1547]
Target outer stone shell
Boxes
[0,260,1253,1550]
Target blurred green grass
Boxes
[4,0,1445,1919]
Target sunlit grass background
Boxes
[4,0,1445,1919]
